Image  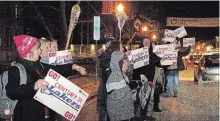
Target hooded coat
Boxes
[106,51,134,121]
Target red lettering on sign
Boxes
[48,70,60,80]
[65,111,76,120]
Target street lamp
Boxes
[117,3,124,12]
[116,3,128,42]
[142,26,148,32]
[152,34,157,40]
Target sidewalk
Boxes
[154,81,219,121]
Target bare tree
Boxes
[59,1,68,49]
[29,1,53,38]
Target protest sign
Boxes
[160,51,178,65]
[183,37,195,47]
[174,26,187,38]
[49,50,73,65]
[34,69,89,121]
[154,44,176,65]
[127,47,149,69]
[162,29,177,43]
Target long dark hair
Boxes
[106,40,120,55]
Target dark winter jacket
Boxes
[177,47,191,71]
[5,58,47,121]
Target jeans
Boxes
[165,69,179,95]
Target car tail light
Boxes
[200,66,206,72]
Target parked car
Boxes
[188,54,202,68]
[194,53,219,85]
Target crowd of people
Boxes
[96,36,191,121]
[1,35,87,121]
[0,34,190,121]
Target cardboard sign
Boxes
[183,37,195,47]
[34,69,89,121]
[174,26,187,38]
[49,50,73,65]
[160,51,178,65]
[127,47,149,69]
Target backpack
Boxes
[0,61,27,120]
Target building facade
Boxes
[0,1,23,66]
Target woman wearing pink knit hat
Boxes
[5,35,49,121]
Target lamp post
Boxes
[116,3,128,42]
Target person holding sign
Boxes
[133,37,162,121]
[164,44,191,98]
[39,37,87,77]
[38,37,87,121]
[5,35,49,121]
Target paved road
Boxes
[75,68,219,121]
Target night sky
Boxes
[162,1,219,40]
[23,1,219,43]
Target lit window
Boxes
[15,3,18,18]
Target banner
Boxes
[34,69,89,121]
[167,17,219,27]
[49,50,73,65]
[127,47,149,69]
[183,37,195,47]
[174,26,187,38]
[153,44,176,65]
[93,16,100,40]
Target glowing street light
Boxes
[152,34,157,40]
[142,26,148,32]
[117,3,124,12]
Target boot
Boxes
[153,106,162,112]
[145,116,156,121]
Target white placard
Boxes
[154,44,176,65]
[93,16,100,40]
[183,37,195,47]
[160,51,178,65]
[34,69,89,121]
[127,47,149,69]
[163,29,177,43]
[174,26,187,38]
[48,50,73,65]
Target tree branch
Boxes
[36,5,60,12]
[29,1,53,38]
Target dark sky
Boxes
[161,1,219,40]
[23,1,219,43]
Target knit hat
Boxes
[13,35,38,58]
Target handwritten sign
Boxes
[49,50,73,65]
[174,26,187,38]
[127,47,149,69]
[34,69,89,121]
[183,37,195,47]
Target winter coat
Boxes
[5,58,47,121]
[106,51,134,121]
[177,47,191,71]
[96,50,112,112]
